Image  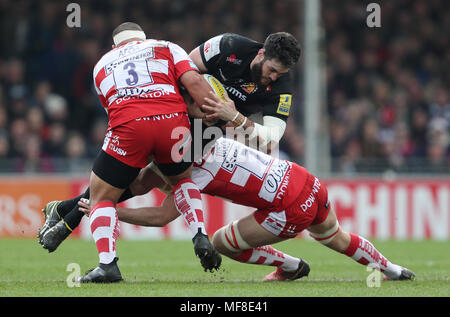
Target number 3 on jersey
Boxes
[114,60,154,88]
[113,55,169,89]
[123,62,139,86]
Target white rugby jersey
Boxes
[192,138,308,210]
[93,39,198,129]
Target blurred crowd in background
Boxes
[324,0,449,174]
[0,0,448,174]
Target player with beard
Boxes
[38,32,302,254]
[193,32,300,151]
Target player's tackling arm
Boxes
[168,42,212,119]
[179,70,213,119]
[78,196,179,227]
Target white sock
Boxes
[89,201,120,264]
[173,179,207,237]
[234,245,300,271]
[343,233,402,279]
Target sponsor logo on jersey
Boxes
[240,83,257,94]
[226,54,242,65]
[116,88,171,98]
[259,160,291,203]
[105,48,155,74]
[225,86,247,101]
[203,35,222,62]
[261,210,289,236]
[136,113,180,121]
[108,143,127,156]
[117,43,141,58]
[103,132,127,156]
[276,94,292,116]
[115,84,175,100]
[102,131,112,151]
[111,135,120,146]
[285,224,298,235]
[222,147,238,173]
[204,42,210,53]
[300,177,321,212]
[275,168,290,201]
[264,217,285,231]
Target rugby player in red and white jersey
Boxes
[38,32,302,254]
[72,22,221,283]
[79,137,416,281]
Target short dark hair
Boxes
[263,32,301,68]
[112,22,143,38]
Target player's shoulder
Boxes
[93,48,114,75]
[142,39,170,48]
[143,39,191,60]
[258,74,294,118]
[220,33,262,53]
[268,72,294,94]
[220,33,260,45]
[203,33,261,57]
[93,42,133,72]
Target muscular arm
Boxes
[78,164,179,227]
[79,194,180,227]
[188,46,208,73]
[117,194,180,227]
[179,70,213,119]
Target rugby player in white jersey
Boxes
[79,136,415,282]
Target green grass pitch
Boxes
[0,238,448,297]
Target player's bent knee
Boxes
[309,220,340,245]
[212,230,225,252]
[213,221,252,255]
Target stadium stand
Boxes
[0,0,448,173]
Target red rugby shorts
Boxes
[102,112,191,168]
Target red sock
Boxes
[173,179,207,238]
[234,245,300,272]
[89,201,120,264]
[343,233,401,279]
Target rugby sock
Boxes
[63,206,85,231]
[57,187,133,219]
[173,179,207,237]
[89,201,120,264]
[57,188,90,218]
[342,233,402,279]
[234,245,300,271]
[59,187,134,232]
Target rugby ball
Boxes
[203,74,227,101]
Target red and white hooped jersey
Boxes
[93,39,199,129]
[192,137,309,210]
